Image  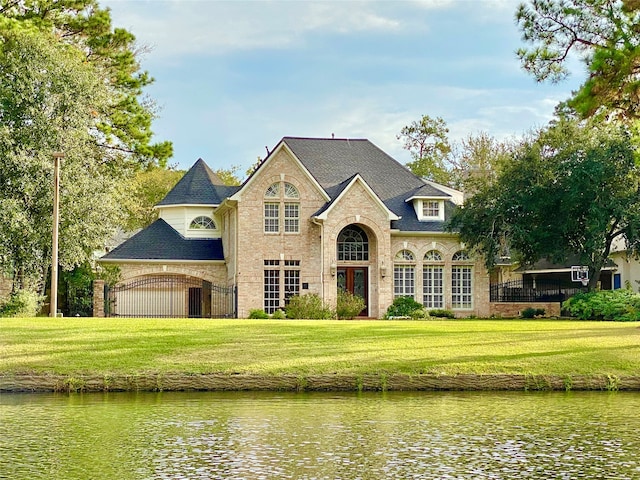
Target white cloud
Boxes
[104,0,403,61]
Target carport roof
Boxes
[99,219,224,261]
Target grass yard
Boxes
[1,317,639,379]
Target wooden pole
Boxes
[50,152,64,317]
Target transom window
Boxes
[189,216,216,230]
[424,250,443,262]
[395,249,415,262]
[337,225,369,261]
[284,182,299,199]
[452,250,471,261]
[265,183,280,198]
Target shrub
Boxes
[521,307,545,319]
[562,289,640,321]
[271,308,286,319]
[286,294,335,319]
[336,290,366,319]
[385,296,427,319]
[428,309,455,319]
[0,289,44,317]
[248,309,269,319]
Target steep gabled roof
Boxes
[157,158,240,206]
[100,219,224,262]
[281,137,455,232]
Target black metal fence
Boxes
[490,279,585,303]
[105,275,236,318]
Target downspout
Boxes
[312,217,324,300]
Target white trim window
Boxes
[189,216,216,230]
[423,250,444,308]
[413,198,445,222]
[394,249,415,299]
[451,250,473,309]
[264,203,279,233]
[264,182,300,234]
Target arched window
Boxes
[451,250,472,309]
[395,250,415,262]
[423,250,444,308]
[394,249,415,299]
[284,182,299,199]
[337,225,368,261]
[189,216,215,230]
[424,250,443,262]
[452,250,471,261]
[264,182,300,233]
[265,183,280,198]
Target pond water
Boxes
[1,391,639,479]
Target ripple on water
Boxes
[1,391,640,479]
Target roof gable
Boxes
[158,158,240,206]
[314,174,399,221]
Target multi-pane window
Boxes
[284,260,301,304]
[264,182,300,234]
[264,259,301,313]
[423,250,444,308]
[337,225,369,261]
[452,250,472,309]
[394,249,415,299]
[284,203,299,233]
[264,203,279,233]
[423,201,440,218]
[189,216,216,229]
[264,261,280,313]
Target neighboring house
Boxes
[610,236,640,291]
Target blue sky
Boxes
[103,0,585,175]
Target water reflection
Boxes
[2,391,639,479]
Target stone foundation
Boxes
[490,302,561,318]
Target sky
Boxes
[102,0,586,176]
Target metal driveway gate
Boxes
[105,275,236,318]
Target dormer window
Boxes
[189,216,216,230]
[408,197,445,222]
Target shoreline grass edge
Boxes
[3,373,640,394]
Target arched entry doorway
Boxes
[336,224,369,316]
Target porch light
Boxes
[330,261,337,277]
[380,261,387,278]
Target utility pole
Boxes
[50,152,64,317]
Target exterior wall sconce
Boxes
[330,260,337,277]
[380,261,387,278]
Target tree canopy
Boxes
[516,0,640,120]
[448,118,640,290]
[398,115,512,191]
[0,0,172,166]
[0,1,172,293]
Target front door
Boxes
[337,267,368,316]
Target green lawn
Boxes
[1,317,639,377]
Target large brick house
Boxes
[99,137,491,318]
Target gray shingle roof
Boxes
[281,137,453,232]
[157,158,240,206]
[100,219,224,261]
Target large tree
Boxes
[0,28,127,291]
[0,0,172,166]
[448,118,640,290]
[516,0,640,120]
[398,115,452,185]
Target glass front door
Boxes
[337,267,368,316]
